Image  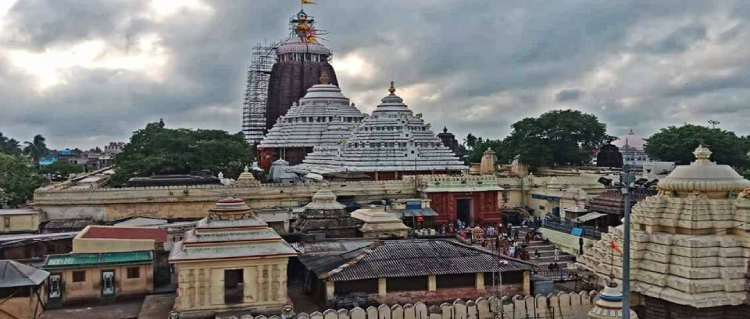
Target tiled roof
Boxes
[299,239,536,281]
[44,251,152,269]
[81,226,167,243]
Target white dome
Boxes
[276,38,331,56]
[612,129,645,150]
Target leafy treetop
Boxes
[111,121,253,186]
[645,124,750,168]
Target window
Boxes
[3,217,9,228]
[73,271,86,282]
[127,267,140,279]
[388,276,428,292]
[436,273,475,289]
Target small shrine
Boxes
[293,189,361,238]
[233,166,260,186]
[351,207,410,238]
[169,198,297,316]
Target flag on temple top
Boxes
[609,241,622,256]
[302,0,316,4]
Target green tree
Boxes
[644,124,750,168]
[501,110,611,168]
[40,161,85,179]
[111,121,253,186]
[466,137,504,163]
[464,133,478,150]
[0,132,21,155]
[22,134,49,166]
[0,153,44,207]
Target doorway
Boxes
[456,198,473,227]
[224,269,244,304]
[101,270,115,297]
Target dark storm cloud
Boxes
[556,89,585,102]
[1,0,749,150]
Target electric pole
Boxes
[621,165,634,319]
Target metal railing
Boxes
[542,219,601,239]
[535,268,575,282]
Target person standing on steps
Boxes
[579,236,584,255]
[554,248,560,262]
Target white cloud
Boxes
[6,34,168,91]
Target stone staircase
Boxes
[517,227,576,281]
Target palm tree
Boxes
[23,134,49,166]
[0,132,21,155]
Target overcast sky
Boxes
[1,0,749,150]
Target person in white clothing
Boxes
[554,248,560,261]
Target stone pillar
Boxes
[325,281,335,302]
[378,278,387,296]
[428,275,437,292]
[475,272,485,291]
[522,271,531,295]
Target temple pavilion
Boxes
[576,145,750,319]
[301,82,466,180]
[292,189,361,238]
[257,73,364,170]
[169,198,297,316]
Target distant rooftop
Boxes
[80,226,167,243]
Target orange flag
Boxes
[609,241,622,255]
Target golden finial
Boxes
[320,71,330,84]
[388,81,396,94]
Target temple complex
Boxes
[292,189,361,238]
[301,82,466,180]
[577,146,750,319]
[612,129,648,167]
[169,198,297,316]
[257,73,364,170]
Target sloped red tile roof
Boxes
[81,226,167,243]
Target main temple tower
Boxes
[242,7,338,144]
[266,10,338,130]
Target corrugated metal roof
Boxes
[0,260,49,288]
[44,251,152,269]
[299,239,536,282]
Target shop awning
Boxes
[575,212,605,223]
[398,208,438,218]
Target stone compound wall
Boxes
[215,293,600,319]
[33,180,418,221]
[32,175,605,222]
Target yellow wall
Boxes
[73,238,154,254]
[174,257,289,315]
[0,213,40,233]
[48,264,152,304]
[0,286,45,319]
